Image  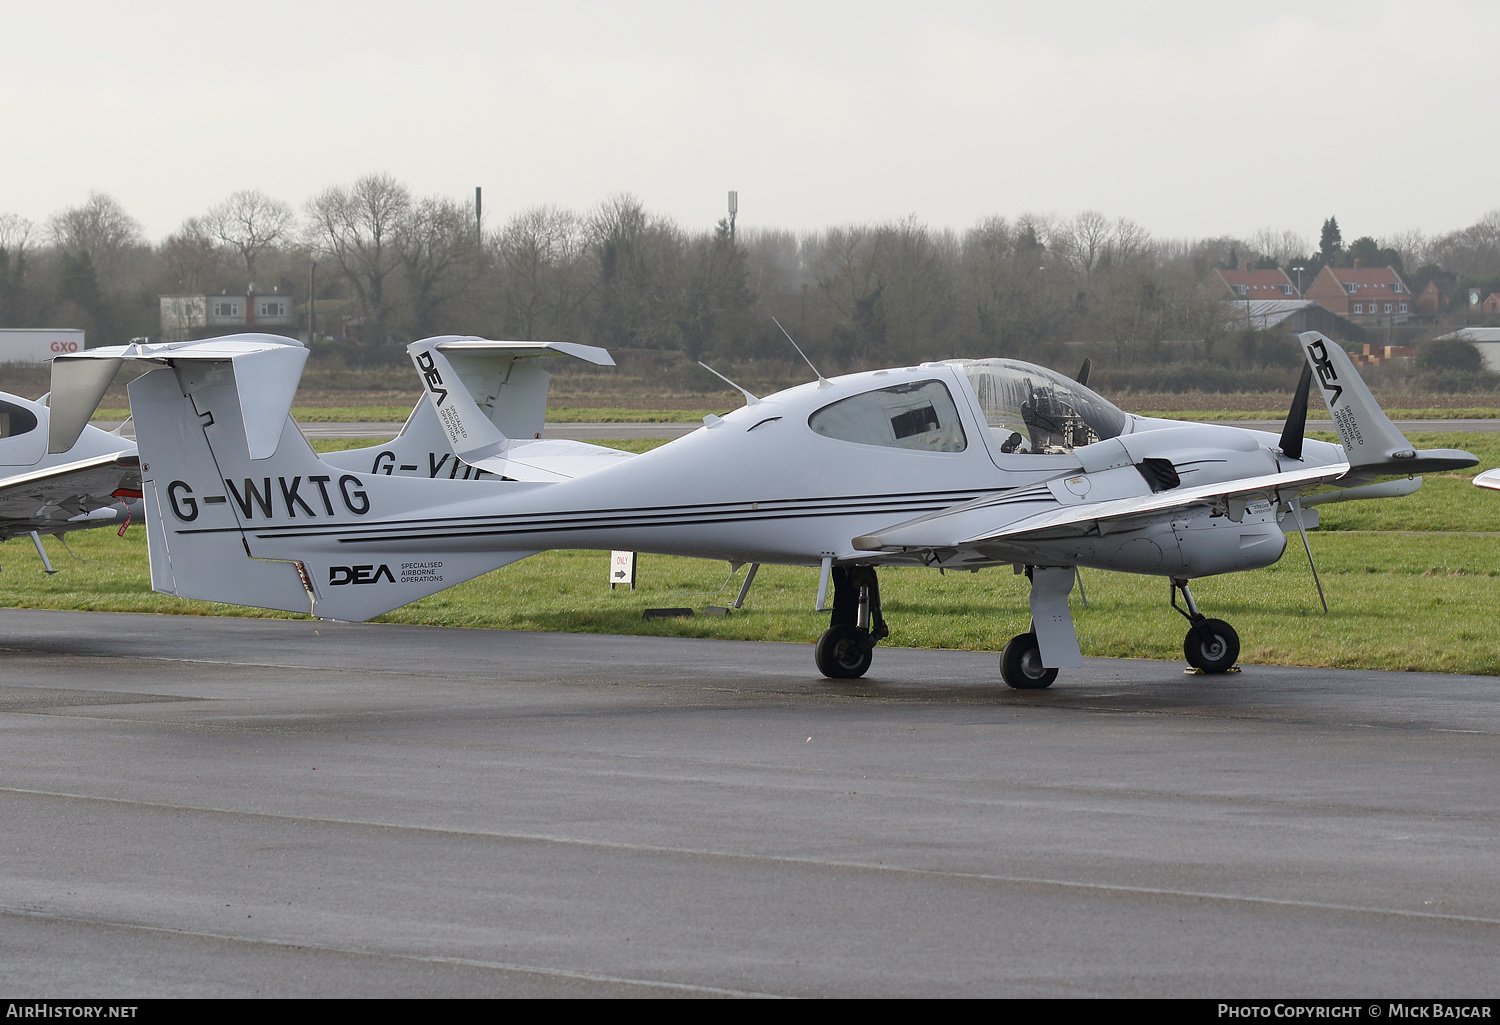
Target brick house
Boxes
[1215,263,1300,300]
[1302,263,1413,325]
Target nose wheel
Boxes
[1172,579,1240,674]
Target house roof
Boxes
[1320,266,1409,297]
[1217,268,1297,295]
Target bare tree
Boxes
[1052,210,1114,283]
[46,192,144,290]
[395,195,483,338]
[304,173,412,347]
[959,216,1073,361]
[1386,228,1430,275]
[159,216,230,294]
[1429,210,1500,279]
[676,219,752,362]
[495,205,589,339]
[586,194,684,350]
[0,213,32,256]
[204,189,294,281]
[1249,227,1310,268]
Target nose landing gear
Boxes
[1171,578,1240,673]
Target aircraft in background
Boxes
[46,331,1473,688]
[0,389,140,572]
[1474,469,1500,492]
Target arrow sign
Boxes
[610,551,637,590]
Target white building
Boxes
[160,286,295,342]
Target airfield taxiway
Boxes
[2,609,1498,997]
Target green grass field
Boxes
[8,432,1500,675]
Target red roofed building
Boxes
[1216,263,1300,300]
[1303,263,1413,325]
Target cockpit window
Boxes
[0,400,38,439]
[942,358,1127,455]
[809,379,967,453]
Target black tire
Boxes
[1001,632,1057,689]
[1184,618,1239,673]
[815,625,873,679]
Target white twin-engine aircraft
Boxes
[0,389,140,570]
[47,331,1474,689]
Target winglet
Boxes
[1296,331,1476,474]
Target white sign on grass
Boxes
[610,550,636,590]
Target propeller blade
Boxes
[1280,363,1313,461]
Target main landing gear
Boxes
[1000,631,1057,689]
[1171,577,1240,673]
[814,566,888,679]
[999,565,1083,690]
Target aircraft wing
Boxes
[0,451,142,540]
[854,461,1349,552]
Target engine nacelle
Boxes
[1067,503,1287,578]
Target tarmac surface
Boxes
[1,608,1498,997]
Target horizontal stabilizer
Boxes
[50,334,307,459]
[408,336,631,480]
[1301,477,1422,507]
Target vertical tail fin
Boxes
[57,336,545,621]
[1296,332,1476,474]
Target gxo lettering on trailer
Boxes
[166,475,371,521]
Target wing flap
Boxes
[854,462,1350,552]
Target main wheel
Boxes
[1001,632,1057,689]
[1184,618,1239,673]
[815,625,873,679]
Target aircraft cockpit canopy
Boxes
[942,358,1128,455]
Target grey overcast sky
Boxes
[2,0,1494,245]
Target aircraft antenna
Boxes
[773,318,829,388]
[696,362,760,405]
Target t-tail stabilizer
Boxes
[407,337,635,482]
[1296,332,1475,475]
[53,336,542,621]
